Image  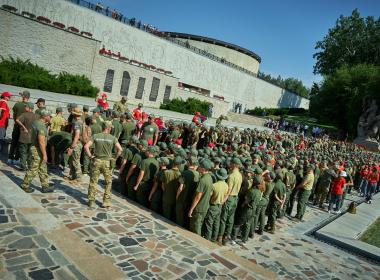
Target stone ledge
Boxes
[315,194,380,262]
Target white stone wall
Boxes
[0,9,97,77]
[0,0,309,111]
[175,38,260,74]
[91,55,179,106]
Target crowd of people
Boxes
[265,118,325,137]
[0,90,379,245]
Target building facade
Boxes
[0,0,309,116]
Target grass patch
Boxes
[360,217,380,248]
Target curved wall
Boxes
[0,0,309,111]
[174,38,260,74]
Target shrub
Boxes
[0,57,98,97]
[160,98,209,116]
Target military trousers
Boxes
[314,185,329,207]
[218,196,238,238]
[8,124,20,160]
[286,188,300,216]
[175,201,189,228]
[136,181,152,208]
[69,143,82,180]
[150,188,162,214]
[189,211,207,236]
[88,158,113,204]
[21,146,49,190]
[231,208,255,242]
[266,201,281,229]
[254,199,269,233]
[162,200,176,222]
[18,142,32,170]
[203,204,222,241]
[296,189,311,219]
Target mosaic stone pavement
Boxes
[1,159,380,280]
[0,161,265,280]
[0,200,87,280]
[228,196,380,280]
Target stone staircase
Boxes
[227,112,266,127]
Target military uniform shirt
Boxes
[120,121,136,142]
[139,157,159,183]
[194,173,213,213]
[210,180,228,205]
[111,119,123,139]
[18,112,38,144]
[272,181,286,200]
[227,168,243,196]
[92,133,117,159]
[142,123,158,142]
[31,120,48,149]
[90,123,102,136]
[263,181,275,200]
[177,169,200,206]
[13,102,27,120]
[162,169,182,205]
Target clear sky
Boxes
[97,0,380,88]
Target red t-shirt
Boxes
[331,177,346,195]
[192,116,200,126]
[368,172,379,184]
[97,99,109,110]
[0,100,10,128]
[133,108,143,121]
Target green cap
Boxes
[231,158,242,166]
[140,140,148,148]
[25,102,34,109]
[189,156,199,166]
[173,156,185,165]
[83,105,89,111]
[102,121,113,129]
[158,157,170,166]
[112,111,120,117]
[253,176,263,186]
[147,146,156,154]
[199,159,213,170]
[215,168,229,180]
[159,142,167,150]
[56,107,63,113]
[39,109,52,117]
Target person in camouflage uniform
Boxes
[265,172,286,234]
[113,96,128,114]
[67,107,84,181]
[84,121,122,208]
[20,109,54,193]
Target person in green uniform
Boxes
[92,108,104,126]
[119,113,136,143]
[67,107,83,181]
[15,103,38,171]
[254,171,275,235]
[188,159,214,235]
[282,163,296,218]
[8,90,30,164]
[286,161,304,216]
[84,121,122,208]
[149,157,170,214]
[81,105,90,122]
[133,146,159,207]
[141,115,159,145]
[125,140,148,200]
[110,111,123,140]
[313,162,337,209]
[161,156,184,221]
[20,109,53,193]
[203,168,229,242]
[118,136,139,195]
[89,115,102,135]
[50,107,67,133]
[294,165,315,221]
[34,98,46,116]
[218,158,243,245]
[265,172,286,233]
[113,96,128,114]
[176,156,199,228]
[231,176,263,243]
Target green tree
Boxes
[313,9,380,75]
[310,64,380,138]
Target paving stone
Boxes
[7,261,39,272]
[5,254,34,266]
[67,265,88,280]
[120,237,138,247]
[54,268,76,280]
[13,270,29,280]
[47,208,67,216]
[14,226,37,236]
[50,251,69,266]
[35,249,55,267]
[8,237,37,250]
[29,268,54,280]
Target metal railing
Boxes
[65,0,258,77]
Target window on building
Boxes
[163,86,171,103]
[103,69,114,93]
[149,77,160,101]
[135,77,146,99]
[120,71,131,96]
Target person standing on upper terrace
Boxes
[0,92,12,153]
[97,93,109,110]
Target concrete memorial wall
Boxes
[0,0,309,114]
